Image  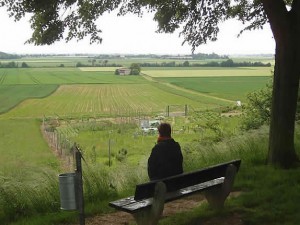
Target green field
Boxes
[0,67,147,114]
[0,84,58,113]
[2,83,225,119]
[0,62,270,172]
[156,76,271,102]
[0,66,271,118]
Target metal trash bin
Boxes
[58,173,77,210]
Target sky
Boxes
[0,7,275,56]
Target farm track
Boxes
[141,73,235,104]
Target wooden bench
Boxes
[109,159,241,225]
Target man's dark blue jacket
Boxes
[148,138,183,181]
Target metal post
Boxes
[75,148,85,225]
[185,104,188,117]
[166,105,170,117]
[108,139,111,167]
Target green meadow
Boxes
[0,84,58,113]
[2,56,287,225]
[0,118,59,176]
[156,76,271,102]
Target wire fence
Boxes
[40,105,195,168]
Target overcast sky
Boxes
[0,7,275,55]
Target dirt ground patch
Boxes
[71,192,242,225]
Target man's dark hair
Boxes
[158,123,171,137]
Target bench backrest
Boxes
[134,159,241,200]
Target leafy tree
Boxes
[21,62,29,68]
[221,59,234,67]
[183,60,190,67]
[1,0,299,167]
[242,78,300,130]
[114,69,120,75]
[129,63,141,75]
[76,62,84,67]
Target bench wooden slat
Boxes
[134,159,241,201]
[109,177,225,213]
[109,196,135,208]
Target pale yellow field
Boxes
[79,67,116,72]
[143,67,273,77]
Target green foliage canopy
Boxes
[129,63,141,75]
[0,0,271,51]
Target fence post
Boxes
[166,105,170,117]
[75,145,85,225]
[185,104,188,117]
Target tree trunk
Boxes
[268,25,300,168]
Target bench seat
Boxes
[109,159,241,225]
[109,177,224,213]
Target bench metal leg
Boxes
[204,164,237,209]
[133,182,166,225]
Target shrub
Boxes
[241,80,272,130]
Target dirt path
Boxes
[71,192,243,225]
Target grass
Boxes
[58,115,241,169]
[6,123,300,225]
[156,76,271,102]
[158,126,300,225]
[0,118,59,175]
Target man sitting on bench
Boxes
[148,122,183,181]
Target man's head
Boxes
[158,123,171,137]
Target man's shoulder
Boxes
[156,138,180,147]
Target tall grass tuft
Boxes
[0,170,60,224]
[182,125,269,172]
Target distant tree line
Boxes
[194,59,272,67]
[0,52,21,59]
[139,59,271,67]
[192,53,229,59]
[75,61,122,67]
[0,62,29,68]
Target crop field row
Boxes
[143,67,273,77]
[1,83,227,119]
[0,68,146,85]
